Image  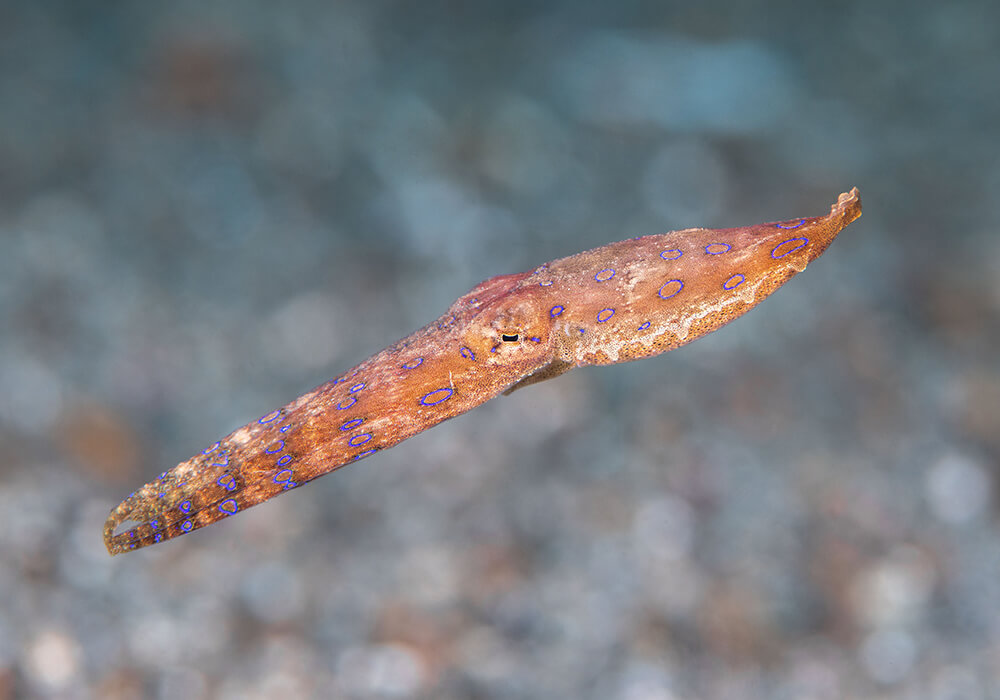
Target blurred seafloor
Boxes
[1,1,1000,698]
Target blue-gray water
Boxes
[1,1,998,698]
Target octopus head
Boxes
[461,287,552,369]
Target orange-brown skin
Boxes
[104,189,861,554]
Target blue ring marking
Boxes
[348,433,373,447]
[771,237,809,259]
[402,358,423,369]
[705,243,731,255]
[723,273,745,290]
[597,308,615,323]
[274,467,296,490]
[638,321,651,331]
[181,521,193,532]
[595,268,615,282]
[277,454,293,466]
[658,279,684,300]
[337,396,357,410]
[265,440,285,454]
[529,336,541,343]
[203,442,220,455]
[776,218,806,229]
[179,500,192,514]
[354,448,378,460]
[217,474,236,491]
[420,388,454,407]
[212,453,229,467]
[150,520,160,530]
[460,346,475,361]
[550,305,564,317]
[280,424,291,433]
[349,382,365,393]
[660,249,683,260]
[539,280,553,287]
[259,410,280,424]
[340,418,364,431]
[154,533,163,543]
[219,499,238,515]
[579,328,586,334]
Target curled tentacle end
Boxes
[103,487,161,555]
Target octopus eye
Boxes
[501,334,519,342]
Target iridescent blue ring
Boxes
[550,305,564,317]
[776,218,806,229]
[348,433,373,446]
[460,346,475,360]
[349,382,366,393]
[402,358,423,369]
[259,410,280,424]
[705,243,731,255]
[420,387,453,406]
[179,500,192,514]
[597,308,615,322]
[594,268,615,282]
[638,321,651,331]
[265,440,285,454]
[771,237,809,259]
[219,499,238,515]
[217,474,236,491]
[277,454,293,467]
[340,418,364,431]
[658,279,684,300]
[181,521,193,532]
[723,274,745,290]
[354,448,378,460]
[337,396,357,410]
[660,249,683,260]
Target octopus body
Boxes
[104,189,861,554]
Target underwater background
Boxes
[1,1,998,697]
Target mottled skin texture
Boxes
[104,189,861,554]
